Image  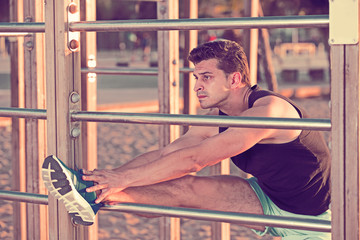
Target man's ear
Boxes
[230,72,242,89]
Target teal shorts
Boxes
[246,177,331,240]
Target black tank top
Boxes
[219,85,331,215]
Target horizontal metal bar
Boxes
[81,67,158,75]
[104,203,331,233]
[70,15,329,32]
[0,190,48,205]
[0,22,45,33]
[123,0,162,1]
[0,107,46,119]
[0,107,331,131]
[0,32,30,37]
[71,111,331,131]
[81,67,193,75]
[0,190,330,232]
[0,15,328,34]
[180,67,193,73]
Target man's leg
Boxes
[103,174,265,231]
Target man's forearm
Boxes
[112,149,161,172]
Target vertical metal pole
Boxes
[330,1,360,239]
[210,159,230,240]
[80,0,98,239]
[243,0,259,85]
[330,45,345,240]
[182,0,198,134]
[157,0,180,239]
[331,44,360,240]
[45,0,82,239]
[249,0,259,85]
[23,0,47,239]
[157,1,180,150]
[344,45,360,240]
[9,0,26,239]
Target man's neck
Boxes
[219,85,253,116]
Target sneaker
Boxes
[41,155,103,226]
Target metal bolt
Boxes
[172,81,177,87]
[160,5,167,14]
[25,41,33,49]
[172,59,177,65]
[69,3,78,14]
[69,39,79,50]
[70,92,80,103]
[25,16,33,23]
[70,127,81,138]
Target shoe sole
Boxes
[41,155,95,226]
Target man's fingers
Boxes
[82,174,104,182]
[83,168,105,175]
[86,183,108,193]
[95,190,110,204]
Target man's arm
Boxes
[83,116,218,203]
[98,122,216,172]
[110,150,161,171]
[86,97,300,203]
[87,108,218,173]
[84,117,270,204]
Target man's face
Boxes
[193,59,231,109]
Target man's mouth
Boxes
[197,92,207,99]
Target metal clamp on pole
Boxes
[67,2,80,51]
[329,0,358,45]
[24,17,34,51]
[69,92,81,138]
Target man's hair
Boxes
[188,40,250,86]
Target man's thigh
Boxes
[178,175,263,214]
[106,174,265,230]
[167,175,265,231]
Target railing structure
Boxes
[0,189,331,233]
[0,0,358,240]
[0,106,331,130]
[0,15,329,32]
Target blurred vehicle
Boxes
[273,42,329,82]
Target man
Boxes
[42,40,331,239]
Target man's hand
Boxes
[82,169,127,204]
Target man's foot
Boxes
[41,155,103,226]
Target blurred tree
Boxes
[261,0,328,16]
[96,0,136,20]
[260,0,330,86]
[0,0,9,22]
[96,0,157,50]
[96,0,156,20]
[261,0,329,50]
[138,2,157,19]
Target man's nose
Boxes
[193,81,203,92]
